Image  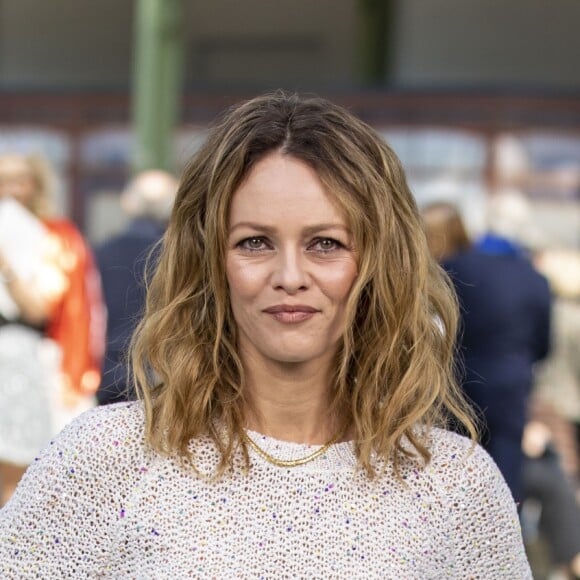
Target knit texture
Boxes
[0,402,531,578]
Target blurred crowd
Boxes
[0,152,177,506]
[1,136,580,578]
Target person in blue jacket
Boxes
[422,200,552,502]
[95,170,178,404]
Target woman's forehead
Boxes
[228,153,350,229]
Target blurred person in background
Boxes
[95,170,178,405]
[533,249,580,478]
[522,406,580,579]
[525,249,580,578]
[422,199,552,502]
[0,153,105,506]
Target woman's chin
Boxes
[263,347,333,367]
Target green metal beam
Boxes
[356,0,395,86]
[132,0,183,173]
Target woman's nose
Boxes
[270,248,309,293]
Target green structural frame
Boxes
[132,0,183,173]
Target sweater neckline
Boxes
[244,428,358,470]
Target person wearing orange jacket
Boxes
[0,153,105,505]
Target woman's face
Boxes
[0,156,37,210]
[226,151,358,369]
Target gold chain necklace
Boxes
[243,429,344,468]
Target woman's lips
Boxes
[263,305,319,323]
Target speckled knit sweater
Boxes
[0,402,531,578]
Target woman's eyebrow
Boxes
[229,222,276,234]
[229,222,351,236]
[301,224,351,236]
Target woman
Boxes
[0,153,105,506]
[0,94,531,577]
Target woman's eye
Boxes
[239,237,268,251]
[311,238,342,252]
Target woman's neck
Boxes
[241,354,342,445]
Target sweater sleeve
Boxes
[0,402,147,578]
[443,439,532,578]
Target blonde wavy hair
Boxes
[131,92,476,477]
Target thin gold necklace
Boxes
[243,428,344,468]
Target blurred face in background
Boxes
[0,155,37,211]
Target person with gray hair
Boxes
[120,169,178,223]
[95,170,178,405]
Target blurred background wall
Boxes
[0,0,579,249]
[2,0,580,90]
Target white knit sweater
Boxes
[0,402,531,578]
